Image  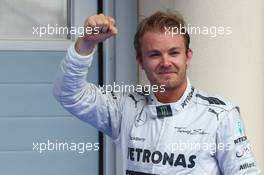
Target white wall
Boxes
[139,0,264,171]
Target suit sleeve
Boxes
[53,43,123,141]
[216,107,261,174]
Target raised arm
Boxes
[53,14,122,140]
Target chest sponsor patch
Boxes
[127,147,196,169]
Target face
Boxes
[137,31,192,91]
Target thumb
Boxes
[108,25,118,35]
[99,25,117,40]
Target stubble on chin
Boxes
[158,73,186,91]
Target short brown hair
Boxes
[134,11,190,57]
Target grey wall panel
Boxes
[0,84,68,116]
[0,1,100,174]
[0,117,98,151]
[0,151,98,175]
[0,48,100,174]
[0,51,65,83]
[0,51,98,84]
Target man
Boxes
[53,12,261,174]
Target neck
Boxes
[154,79,188,103]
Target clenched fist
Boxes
[75,14,118,56]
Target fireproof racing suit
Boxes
[53,44,261,175]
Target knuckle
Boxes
[107,17,115,25]
[96,19,103,25]
[87,18,95,25]
[103,19,109,25]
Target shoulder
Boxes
[194,88,238,112]
[193,88,241,126]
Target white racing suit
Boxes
[53,44,261,175]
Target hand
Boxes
[75,14,118,56]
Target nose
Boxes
[160,54,172,67]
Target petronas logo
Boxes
[156,105,172,118]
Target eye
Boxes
[149,53,160,58]
[170,51,180,56]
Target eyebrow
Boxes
[168,47,181,51]
[145,47,181,54]
[145,50,160,55]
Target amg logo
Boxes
[234,136,247,144]
[127,147,196,168]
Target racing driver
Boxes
[53,11,261,174]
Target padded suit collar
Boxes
[146,78,195,118]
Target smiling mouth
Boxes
[157,72,176,79]
[158,72,176,75]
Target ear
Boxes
[136,55,144,70]
[186,48,193,66]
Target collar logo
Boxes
[181,87,195,109]
[156,105,173,118]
